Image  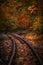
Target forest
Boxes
[0,0,43,35]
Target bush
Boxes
[0,18,18,31]
[34,17,43,34]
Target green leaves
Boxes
[0,18,19,31]
[34,17,43,34]
[5,18,18,30]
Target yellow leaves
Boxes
[33,16,41,27]
[28,5,35,10]
[34,16,41,22]
[28,5,37,13]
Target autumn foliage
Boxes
[0,0,43,34]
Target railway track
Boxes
[0,33,43,65]
[7,33,43,65]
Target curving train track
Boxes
[0,33,43,65]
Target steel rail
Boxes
[7,34,16,65]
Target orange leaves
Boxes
[22,17,26,22]
[16,13,29,28]
[17,14,28,22]
[17,14,24,20]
